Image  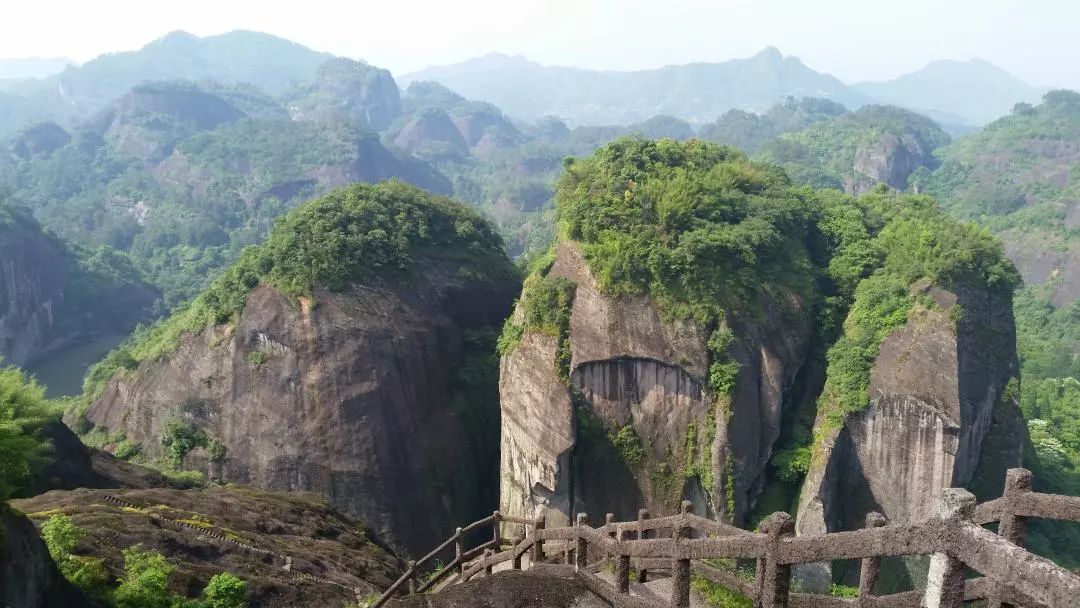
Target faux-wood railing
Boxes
[371,468,1080,608]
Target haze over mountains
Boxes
[0,30,1050,137]
[402,47,1047,128]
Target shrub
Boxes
[114,440,141,460]
[114,546,175,608]
[202,572,247,608]
[0,367,54,500]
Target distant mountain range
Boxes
[0,30,1060,138]
[401,48,871,126]
[403,49,1051,129]
[0,30,331,135]
[855,59,1048,126]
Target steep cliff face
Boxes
[0,206,156,367]
[795,282,1024,587]
[77,183,516,555]
[1,505,102,608]
[87,263,515,553]
[849,130,936,195]
[500,243,812,526]
[288,58,402,131]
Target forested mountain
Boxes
[401,48,870,125]
[855,59,1047,127]
[0,80,449,309]
[0,30,331,136]
[756,104,950,193]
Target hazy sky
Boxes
[2,0,1078,87]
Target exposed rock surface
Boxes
[849,130,937,195]
[30,421,180,494]
[11,486,403,608]
[500,243,813,527]
[393,107,470,159]
[1,505,102,608]
[795,283,1024,588]
[0,208,157,367]
[86,259,516,554]
[288,58,402,130]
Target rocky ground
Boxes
[12,486,405,607]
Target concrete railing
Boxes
[372,468,1080,608]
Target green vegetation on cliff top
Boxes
[556,137,818,324]
[815,189,1019,430]
[83,181,514,399]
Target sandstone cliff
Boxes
[0,205,157,367]
[500,243,813,527]
[86,261,515,554]
[795,281,1024,589]
[1,505,102,608]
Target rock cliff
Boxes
[288,58,402,131]
[795,282,1024,589]
[1,505,102,608]
[0,205,157,367]
[500,242,813,527]
[82,183,518,554]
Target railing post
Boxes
[616,527,631,594]
[671,501,694,608]
[637,508,649,583]
[532,516,545,564]
[761,512,795,608]
[575,512,589,571]
[512,532,525,570]
[605,513,616,569]
[857,512,887,606]
[922,488,975,608]
[493,510,502,548]
[455,527,464,577]
[988,468,1032,608]
[407,560,416,594]
[483,548,494,576]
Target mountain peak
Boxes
[754,46,785,61]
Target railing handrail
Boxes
[370,469,1080,608]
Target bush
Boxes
[115,546,175,608]
[0,367,55,500]
[114,440,141,460]
[42,514,84,558]
[202,572,247,608]
[41,515,110,597]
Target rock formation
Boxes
[0,206,156,367]
[500,243,813,527]
[1,505,102,608]
[795,282,1025,589]
[83,183,517,554]
[12,487,403,608]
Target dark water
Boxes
[26,333,127,398]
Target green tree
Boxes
[0,366,54,500]
[202,573,247,608]
[115,546,175,608]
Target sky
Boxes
[1,0,1078,87]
